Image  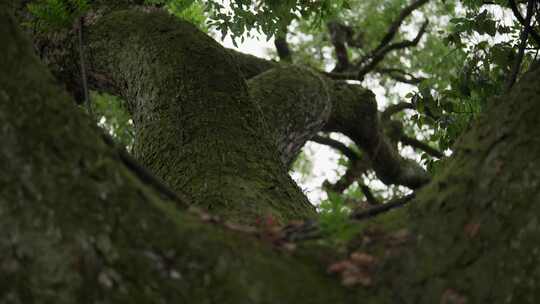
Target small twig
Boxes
[509,0,540,46]
[313,135,374,194]
[322,71,358,80]
[505,0,536,92]
[381,102,415,121]
[311,135,360,162]
[372,0,429,54]
[359,184,380,205]
[326,0,430,80]
[328,21,352,72]
[324,157,371,193]
[375,67,425,84]
[351,194,415,220]
[356,20,429,80]
[400,134,444,158]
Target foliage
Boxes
[290,149,314,184]
[409,3,537,155]
[205,0,352,44]
[26,0,207,31]
[167,0,208,30]
[92,92,135,150]
[27,0,89,31]
[145,0,208,30]
[287,0,538,180]
[318,192,359,244]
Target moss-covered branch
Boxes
[84,8,316,223]
[0,9,350,303]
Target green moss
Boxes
[0,11,348,303]
[86,9,315,223]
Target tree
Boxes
[2,0,540,303]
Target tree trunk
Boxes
[4,3,540,303]
[0,8,347,303]
[83,9,316,224]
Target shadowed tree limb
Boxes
[381,103,443,158]
[351,193,415,220]
[509,0,540,46]
[359,183,380,205]
[355,20,429,80]
[375,67,425,84]
[324,0,430,80]
[311,135,360,162]
[328,21,353,73]
[325,82,430,189]
[312,135,371,193]
[25,4,430,191]
[324,159,371,194]
[372,0,430,53]
[400,134,444,158]
[505,0,536,91]
[275,34,293,62]
[381,102,416,121]
[325,26,429,80]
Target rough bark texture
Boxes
[0,9,349,303]
[324,81,430,189]
[390,65,540,303]
[232,55,428,188]
[20,3,429,190]
[248,65,331,167]
[5,2,540,303]
[84,9,315,223]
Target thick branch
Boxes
[351,194,415,220]
[84,9,315,222]
[312,135,371,193]
[400,134,444,158]
[1,11,349,303]
[226,48,278,79]
[27,5,430,195]
[248,66,331,168]
[324,82,430,189]
[311,135,360,162]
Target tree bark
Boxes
[21,3,429,191]
[84,9,315,223]
[5,3,540,303]
[0,8,348,303]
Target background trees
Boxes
[3,0,540,302]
